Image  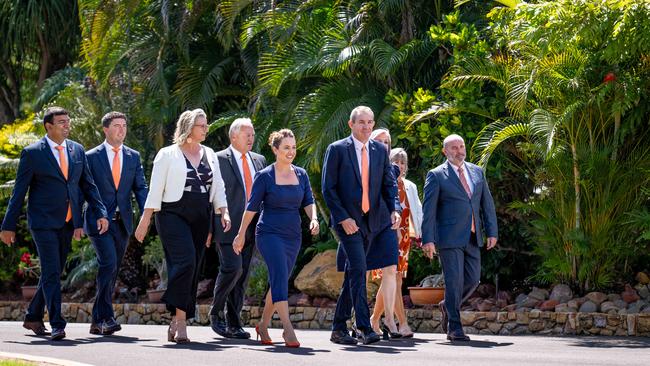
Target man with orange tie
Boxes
[84,111,148,335]
[421,134,498,342]
[322,106,401,345]
[209,118,266,339]
[1,107,108,341]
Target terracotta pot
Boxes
[146,289,166,303]
[21,285,38,301]
[407,286,444,305]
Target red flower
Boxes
[20,252,32,265]
[17,268,24,276]
[603,72,616,83]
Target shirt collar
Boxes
[45,135,66,150]
[351,135,369,151]
[103,140,123,152]
[447,160,467,174]
[230,144,248,159]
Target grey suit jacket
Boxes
[421,161,497,249]
[213,146,266,244]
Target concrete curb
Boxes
[0,351,94,366]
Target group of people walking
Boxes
[1,104,498,346]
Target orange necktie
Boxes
[361,145,370,213]
[242,153,253,201]
[112,147,121,189]
[55,145,72,222]
[458,165,475,233]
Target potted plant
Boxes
[408,274,445,305]
[142,237,167,303]
[17,252,40,301]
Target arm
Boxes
[301,171,319,235]
[232,171,265,253]
[78,150,108,234]
[131,151,149,214]
[382,154,401,229]
[232,210,257,255]
[209,149,230,233]
[1,149,33,245]
[409,180,424,239]
[143,148,169,212]
[421,170,440,258]
[321,144,349,225]
[479,169,498,249]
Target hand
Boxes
[339,218,359,235]
[0,230,16,246]
[232,234,245,255]
[221,213,231,233]
[134,217,150,243]
[422,242,436,259]
[486,237,498,250]
[390,211,401,230]
[73,228,85,241]
[309,219,320,235]
[205,233,213,248]
[97,218,109,235]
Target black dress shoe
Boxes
[447,332,470,342]
[89,322,102,335]
[51,328,66,341]
[357,329,381,345]
[330,330,357,345]
[227,326,251,339]
[101,318,122,335]
[23,320,50,336]
[209,315,230,337]
[439,300,448,333]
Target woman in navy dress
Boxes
[233,129,318,348]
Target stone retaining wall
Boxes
[1,301,648,336]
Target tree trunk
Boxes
[570,143,581,287]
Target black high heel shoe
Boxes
[381,324,403,340]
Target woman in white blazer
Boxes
[135,109,230,343]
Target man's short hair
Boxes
[229,118,254,138]
[349,106,374,123]
[43,107,69,125]
[101,111,127,128]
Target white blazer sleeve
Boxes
[208,148,228,211]
[144,148,169,211]
[406,179,423,238]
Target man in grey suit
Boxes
[421,134,498,342]
[209,118,266,339]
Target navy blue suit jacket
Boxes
[421,161,498,248]
[1,137,107,231]
[83,144,148,235]
[322,136,398,233]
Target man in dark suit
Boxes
[209,118,266,339]
[322,106,401,345]
[84,111,148,335]
[1,107,108,341]
[421,134,498,342]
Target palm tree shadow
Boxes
[246,345,331,356]
[567,337,650,349]
[439,339,514,348]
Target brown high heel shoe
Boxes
[173,319,190,343]
[255,324,273,345]
[167,319,177,342]
[282,331,300,348]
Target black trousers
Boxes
[209,232,255,327]
[155,191,211,319]
[26,222,74,329]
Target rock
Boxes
[288,293,311,306]
[607,293,621,302]
[554,303,575,313]
[635,284,650,300]
[600,301,619,313]
[477,299,496,312]
[614,299,628,309]
[622,284,640,303]
[529,319,545,332]
[475,283,496,298]
[420,274,445,288]
[515,293,528,305]
[579,301,597,313]
[293,250,344,299]
[528,287,549,301]
[549,284,573,304]
[502,304,517,312]
[585,292,608,306]
[539,299,559,311]
[497,291,513,304]
[628,300,646,314]
[567,298,584,309]
[636,272,650,285]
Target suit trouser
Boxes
[209,237,255,328]
[438,234,481,334]
[89,218,129,323]
[26,222,74,329]
[332,219,396,332]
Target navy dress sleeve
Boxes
[246,171,267,212]
[299,167,315,208]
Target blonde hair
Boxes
[268,129,295,149]
[173,109,207,144]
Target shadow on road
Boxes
[142,341,235,351]
[438,340,514,348]
[245,345,331,356]
[567,337,650,349]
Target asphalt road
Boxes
[0,322,649,366]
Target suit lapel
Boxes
[95,144,114,189]
[66,141,75,179]
[40,137,66,180]
[444,161,469,197]
[227,147,246,190]
[117,147,133,192]
[346,137,362,186]
[251,153,264,173]
[466,163,481,198]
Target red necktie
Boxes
[458,166,475,233]
[361,145,370,213]
[242,153,253,201]
[55,145,72,222]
